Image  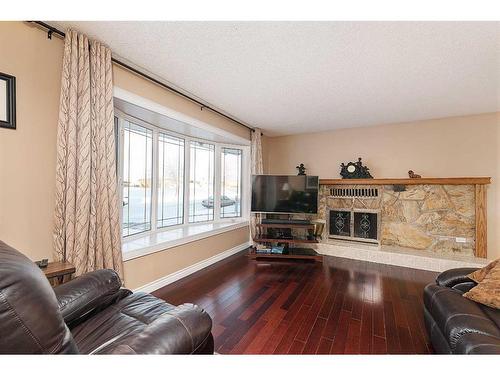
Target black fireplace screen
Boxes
[353,212,378,240]
[329,210,351,237]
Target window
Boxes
[221,147,242,218]
[117,113,248,240]
[122,121,153,237]
[189,141,215,223]
[158,133,184,228]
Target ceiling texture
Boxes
[51,21,500,136]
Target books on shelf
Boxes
[271,246,285,254]
[255,246,285,255]
[255,248,271,254]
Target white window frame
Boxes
[187,140,216,224]
[220,146,244,219]
[116,110,250,243]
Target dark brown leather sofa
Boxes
[424,268,500,354]
[0,240,214,354]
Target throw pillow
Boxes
[464,260,500,309]
[468,259,499,283]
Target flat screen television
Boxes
[251,175,319,214]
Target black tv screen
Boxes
[251,175,319,214]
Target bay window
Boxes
[117,113,247,240]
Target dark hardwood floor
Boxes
[153,250,438,354]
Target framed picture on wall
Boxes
[0,72,16,130]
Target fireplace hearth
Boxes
[329,208,380,244]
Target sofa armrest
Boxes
[98,303,213,354]
[53,269,131,327]
[436,268,479,288]
[451,281,477,293]
[455,333,500,354]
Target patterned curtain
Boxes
[250,129,263,243]
[53,30,123,278]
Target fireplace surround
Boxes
[318,177,491,258]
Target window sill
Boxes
[122,219,249,261]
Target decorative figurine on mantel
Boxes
[340,158,373,179]
[408,170,422,179]
[296,163,306,175]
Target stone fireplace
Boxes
[317,177,490,259]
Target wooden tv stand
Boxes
[250,222,322,262]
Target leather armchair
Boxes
[424,268,500,354]
[0,241,214,354]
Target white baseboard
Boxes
[133,241,251,293]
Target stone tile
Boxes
[381,200,405,222]
[421,185,452,211]
[401,200,420,223]
[398,186,426,200]
[443,185,475,218]
[381,222,433,249]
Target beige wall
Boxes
[124,227,249,289]
[264,113,500,260]
[0,22,250,289]
[0,22,63,262]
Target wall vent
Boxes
[329,187,379,198]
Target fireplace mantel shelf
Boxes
[319,177,491,185]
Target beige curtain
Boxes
[53,30,123,278]
[250,129,263,243]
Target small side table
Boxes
[42,261,76,286]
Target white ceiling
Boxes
[51,21,500,136]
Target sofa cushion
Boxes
[70,292,212,354]
[464,260,500,309]
[424,284,500,351]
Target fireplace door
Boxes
[353,211,378,241]
[328,209,380,244]
[329,209,351,237]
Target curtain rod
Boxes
[30,21,256,134]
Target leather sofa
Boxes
[424,267,500,354]
[0,241,214,354]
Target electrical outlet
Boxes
[455,237,466,243]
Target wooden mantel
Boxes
[319,177,491,185]
[320,176,491,259]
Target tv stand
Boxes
[251,218,322,262]
[249,247,322,262]
[261,218,311,225]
